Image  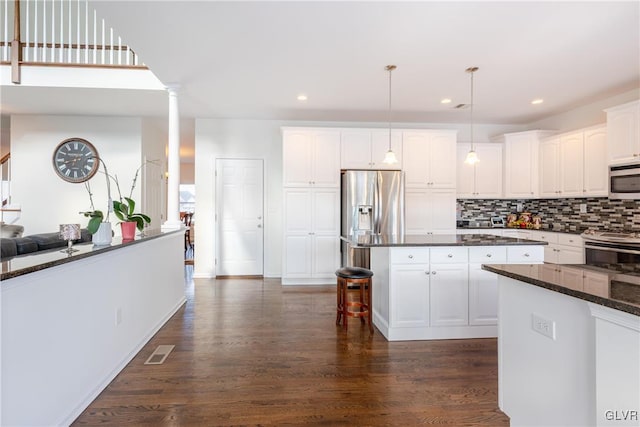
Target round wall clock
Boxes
[52,137,100,183]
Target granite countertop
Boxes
[342,234,548,248]
[1,229,182,281]
[482,263,640,317]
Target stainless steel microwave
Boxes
[609,163,640,199]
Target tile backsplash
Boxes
[457,197,640,232]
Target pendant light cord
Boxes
[386,65,396,151]
[466,66,478,152]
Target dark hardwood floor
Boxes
[72,271,509,426]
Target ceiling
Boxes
[82,0,640,125]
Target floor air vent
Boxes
[144,345,175,365]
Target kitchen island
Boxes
[344,234,546,341]
[483,263,640,427]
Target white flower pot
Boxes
[92,222,113,246]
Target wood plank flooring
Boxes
[72,273,509,426]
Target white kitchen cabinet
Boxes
[582,126,608,196]
[403,130,457,188]
[539,125,607,198]
[341,129,402,170]
[498,130,555,199]
[429,247,469,327]
[282,128,341,187]
[405,188,456,234]
[456,143,503,198]
[526,231,584,264]
[390,264,430,328]
[373,244,544,341]
[468,246,507,326]
[282,188,340,284]
[605,100,640,165]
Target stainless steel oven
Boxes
[609,163,640,199]
[582,231,640,267]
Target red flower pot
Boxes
[121,221,137,240]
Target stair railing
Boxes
[1,0,145,84]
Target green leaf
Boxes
[124,197,135,216]
[87,216,102,234]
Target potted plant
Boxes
[112,197,151,240]
[79,157,113,246]
[110,160,156,240]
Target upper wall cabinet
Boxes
[403,130,457,188]
[456,143,503,199]
[341,129,402,170]
[605,100,640,165]
[495,130,555,199]
[282,128,341,187]
[539,125,608,198]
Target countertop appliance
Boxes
[582,229,640,268]
[341,170,404,268]
[491,216,505,228]
[609,162,640,200]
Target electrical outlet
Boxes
[116,307,122,326]
[579,203,587,213]
[516,203,524,212]
[532,313,555,340]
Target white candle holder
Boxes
[59,224,81,254]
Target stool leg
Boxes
[367,279,374,334]
[336,277,342,326]
[359,281,366,324]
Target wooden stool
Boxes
[335,267,374,333]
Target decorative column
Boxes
[162,84,183,230]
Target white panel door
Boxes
[474,144,503,198]
[428,133,456,188]
[312,189,339,234]
[312,131,341,187]
[390,264,430,327]
[405,188,430,233]
[283,235,312,277]
[312,235,340,277]
[283,131,313,186]
[583,126,608,196]
[456,145,475,197]
[403,132,430,187]
[428,190,456,233]
[539,138,560,198]
[560,132,584,197]
[216,159,264,276]
[371,130,402,169]
[341,130,372,169]
[284,189,312,234]
[429,264,469,327]
[469,264,498,326]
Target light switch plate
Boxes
[579,203,587,213]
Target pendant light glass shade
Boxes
[383,149,398,164]
[384,64,398,165]
[464,66,479,165]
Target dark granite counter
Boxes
[342,234,548,248]
[1,229,182,281]
[482,263,640,317]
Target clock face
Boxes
[52,138,100,183]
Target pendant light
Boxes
[464,66,480,165]
[382,64,398,165]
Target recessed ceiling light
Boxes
[531,98,544,105]
[297,94,308,101]
[441,98,452,104]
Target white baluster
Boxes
[76,0,80,63]
[126,45,130,66]
[3,0,7,62]
[92,9,96,64]
[101,18,105,65]
[109,27,113,64]
[84,0,88,64]
[24,0,29,61]
[59,0,64,62]
[42,0,46,62]
[67,0,72,63]
[34,0,38,61]
[118,35,121,65]
[51,0,56,62]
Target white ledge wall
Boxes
[1,233,186,426]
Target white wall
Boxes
[11,115,143,235]
[526,88,640,133]
[195,119,284,278]
[194,119,525,278]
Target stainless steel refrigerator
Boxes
[341,170,404,268]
